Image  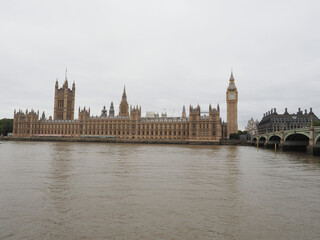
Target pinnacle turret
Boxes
[109,101,115,117]
[182,105,186,117]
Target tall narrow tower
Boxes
[109,102,115,117]
[182,105,186,118]
[226,71,238,137]
[119,86,129,116]
[54,70,75,120]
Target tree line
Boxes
[312,121,320,127]
[0,118,13,136]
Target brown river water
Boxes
[0,141,320,240]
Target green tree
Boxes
[312,121,320,127]
[229,130,248,140]
[229,133,239,139]
[0,118,13,136]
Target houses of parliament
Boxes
[13,72,238,142]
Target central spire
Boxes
[119,86,129,117]
[122,85,127,101]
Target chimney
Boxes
[310,108,313,113]
[305,109,307,114]
[274,108,277,113]
[271,109,273,114]
[298,108,301,113]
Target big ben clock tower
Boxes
[226,71,238,137]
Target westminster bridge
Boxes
[252,126,320,155]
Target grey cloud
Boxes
[1,0,319,129]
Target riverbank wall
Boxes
[0,136,250,146]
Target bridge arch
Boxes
[268,134,281,142]
[283,133,310,152]
[257,136,266,147]
[266,135,281,148]
[284,132,309,142]
[258,136,266,142]
[315,134,320,147]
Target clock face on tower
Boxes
[229,93,235,100]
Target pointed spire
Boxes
[109,101,115,117]
[122,85,127,101]
[65,68,68,81]
[229,70,234,83]
[182,105,186,117]
[227,71,237,90]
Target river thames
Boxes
[0,141,320,239]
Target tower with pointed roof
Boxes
[109,102,115,117]
[226,71,238,137]
[54,69,75,120]
[119,86,129,116]
[182,105,186,118]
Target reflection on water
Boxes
[0,142,320,239]
[46,143,74,237]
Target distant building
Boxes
[257,108,319,134]
[245,118,259,138]
[146,112,156,118]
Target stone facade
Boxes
[13,73,238,142]
[257,108,319,134]
[54,72,75,120]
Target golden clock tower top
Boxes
[227,71,237,90]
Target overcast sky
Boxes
[1,0,319,129]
